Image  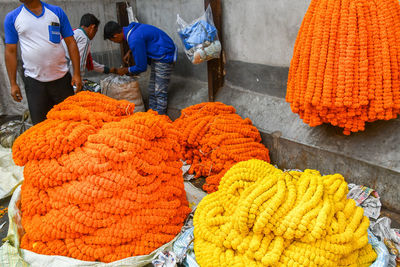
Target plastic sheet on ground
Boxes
[369,229,390,267]
[171,227,198,267]
[152,183,206,267]
[183,182,207,210]
[0,181,206,267]
[348,184,400,266]
[371,217,400,266]
[348,184,382,220]
[152,251,177,267]
[153,225,198,267]
[0,147,23,200]
[181,161,195,181]
[0,111,32,149]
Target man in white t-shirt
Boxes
[63,14,116,78]
[4,0,82,125]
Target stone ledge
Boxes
[165,75,400,213]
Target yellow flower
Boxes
[194,159,377,266]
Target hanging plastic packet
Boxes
[177,5,221,64]
[126,1,138,23]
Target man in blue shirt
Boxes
[104,21,177,115]
[4,0,82,124]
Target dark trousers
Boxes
[24,72,74,125]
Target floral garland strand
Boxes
[14,92,190,263]
[193,159,377,266]
[173,102,270,193]
[286,0,400,135]
[12,92,135,166]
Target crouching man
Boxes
[104,21,177,115]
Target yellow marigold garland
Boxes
[286,0,400,135]
[194,159,377,266]
[13,92,190,263]
[174,102,270,193]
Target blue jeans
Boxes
[148,60,174,115]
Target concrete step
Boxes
[157,75,400,214]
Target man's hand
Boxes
[11,84,23,102]
[64,36,83,92]
[5,44,21,101]
[71,73,83,92]
[123,51,132,65]
[116,67,129,76]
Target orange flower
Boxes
[15,92,190,263]
[173,102,270,193]
[286,0,400,134]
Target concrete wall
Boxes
[135,0,311,67]
[0,0,311,81]
[132,0,311,88]
[222,0,310,67]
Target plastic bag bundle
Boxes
[177,5,221,64]
[194,159,377,266]
[100,75,145,112]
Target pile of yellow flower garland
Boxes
[13,92,190,262]
[194,159,377,266]
[174,102,270,193]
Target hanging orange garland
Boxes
[174,102,270,193]
[286,0,400,135]
[13,92,190,263]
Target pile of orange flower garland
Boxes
[13,92,190,263]
[0,206,7,218]
[286,0,400,135]
[173,102,270,193]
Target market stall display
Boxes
[194,159,377,266]
[173,102,270,193]
[11,92,190,263]
[286,0,400,135]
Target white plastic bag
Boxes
[177,5,221,64]
[100,75,145,112]
[0,147,23,200]
[126,1,138,23]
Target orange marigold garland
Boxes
[13,92,190,263]
[12,92,135,166]
[173,102,270,193]
[286,0,400,135]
